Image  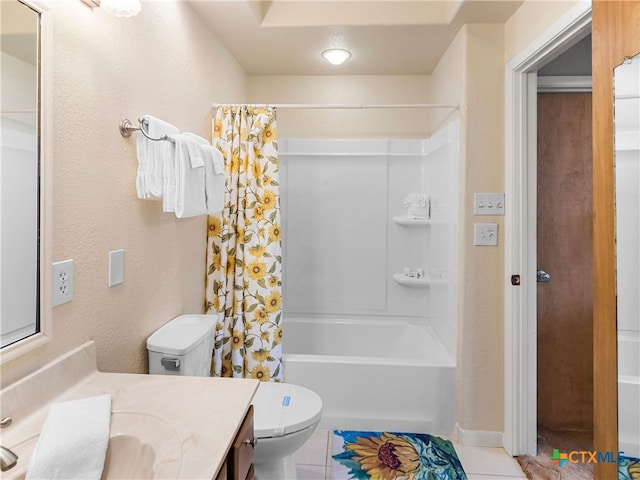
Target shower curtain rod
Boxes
[211,102,458,110]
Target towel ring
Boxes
[119,118,173,143]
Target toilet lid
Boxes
[252,383,323,438]
[147,315,215,356]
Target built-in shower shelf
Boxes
[393,216,431,227]
[392,273,430,288]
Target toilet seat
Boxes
[252,382,323,439]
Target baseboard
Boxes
[455,423,504,448]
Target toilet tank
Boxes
[147,314,215,377]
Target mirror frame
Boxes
[0,0,52,364]
[613,51,640,463]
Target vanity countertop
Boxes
[0,342,259,479]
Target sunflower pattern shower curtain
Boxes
[206,106,283,382]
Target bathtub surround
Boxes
[206,106,283,382]
[279,122,458,433]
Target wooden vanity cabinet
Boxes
[214,405,255,480]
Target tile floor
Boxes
[294,430,528,480]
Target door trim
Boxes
[503,1,592,456]
[537,75,592,93]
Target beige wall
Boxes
[504,0,580,62]
[247,75,431,138]
[430,24,505,433]
[0,1,247,387]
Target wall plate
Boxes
[474,223,498,246]
[474,193,505,215]
[52,259,74,306]
[108,249,124,287]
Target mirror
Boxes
[614,52,640,464]
[0,0,41,348]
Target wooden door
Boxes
[537,93,593,431]
[593,2,640,478]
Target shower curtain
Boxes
[206,106,283,382]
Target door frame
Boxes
[503,1,592,456]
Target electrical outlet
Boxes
[474,223,498,246]
[52,259,74,306]
[474,193,505,215]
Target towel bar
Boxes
[119,118,175,144]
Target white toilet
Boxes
[147,315,323,480]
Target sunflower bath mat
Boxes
[331,430,468,480]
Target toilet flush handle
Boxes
[160,357,180,370]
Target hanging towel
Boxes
[135,115,178,200]
[25,394,111,480]
[173,133,208,218]
[183,133,225,215]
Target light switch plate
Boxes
[474,193,505,215]
[108,249,124,287]
[474,223,498,246]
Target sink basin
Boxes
[5,411,182,480]
[101,434,156,479]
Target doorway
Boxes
[503,2,592,458]
[516,90,595,476]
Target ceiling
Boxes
[187,0,524,76]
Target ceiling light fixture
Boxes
[81,0,141,17]
[322,48,351,66]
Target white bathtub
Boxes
[282,316,456,434]
[618,332,640,459]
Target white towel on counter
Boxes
[25,394,111,480]
[183,133,225,215]
[135,115,178,200]
[173,133,208,218]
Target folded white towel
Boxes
[26,394,111,480]
[135,115,178,201]
[173,133,208,218]
[183,133,225,215]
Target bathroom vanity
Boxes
[215,405,255,480]
[0,342,258,480]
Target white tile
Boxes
[294,430,330,466]
[295,464,327,480]
[326,430,335,465]
[453,443,526,478]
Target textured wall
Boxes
[504,0,580,62]
[1,0,247,387]
[247,75,431,138]
[431,24,506,434]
